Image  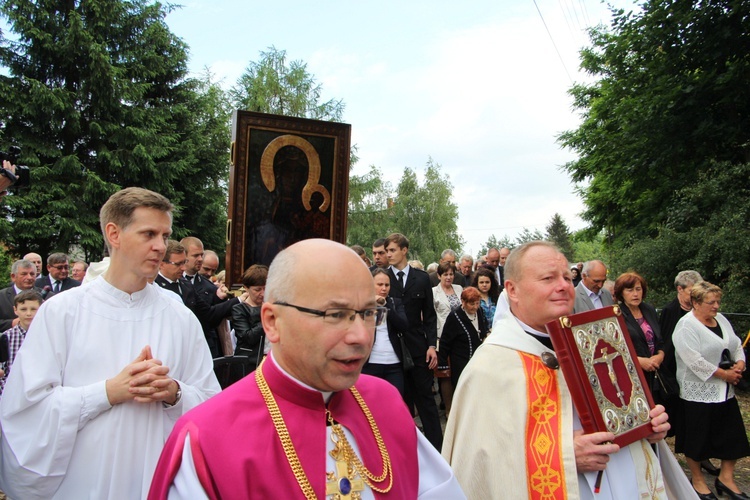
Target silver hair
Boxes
[11,259,35,275]
[440,249,457,260]
[459,254,473,264]
[675,270,703,289]
[582,260,606,276]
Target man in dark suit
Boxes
[156,240,245,358]
[34,253,80,293]
[180,237,225,305]
[385,232,443,450]
[1,259,40,331]
[573,259,614,313]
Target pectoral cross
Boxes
[326,433,365,499]
[593,347,627,407]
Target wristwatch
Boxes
[163,382,182,407]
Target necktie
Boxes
[185,275,194,284]
[397,271,405,289]
[53,281,61,293]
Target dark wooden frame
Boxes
[226,110,351,286]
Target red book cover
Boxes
[545,305,655,448]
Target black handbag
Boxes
[652,368,679,400]
[397,333,415,372]
[719,349,735,370]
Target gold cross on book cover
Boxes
[545,305,654,447]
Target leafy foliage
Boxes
[560,0,750,245]
[347,164,393,249]
[230,46,344,121]
[545,213,574,261]
[346,159,463,264]
[476,234,514,259]
[561,1,750,326]
[0,0,226,260]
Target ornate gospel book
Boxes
[545,305,655,447]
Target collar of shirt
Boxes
[158,272,176,284]
[581,282,601,298]
[513,316,551,339]
[390,264,411,281]
[270,352,333,403]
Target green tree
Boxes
[514,228,545,246]
[545,213,574,261]
[559,1,750,246]
[390,159,463,263]
[230,46,345,121]
[169,69,232,255]
[476,234,514,259]
[347,164,393,248]
[560,1,750,324]
[0,0,214,260]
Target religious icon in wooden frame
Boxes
[226,110,351,287]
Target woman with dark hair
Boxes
[437,287,489,390]
[432,261,463,336]
[674,282,749,499]
[362,268,411,397]
[571,266,581,287]
[471,267,499,329]
[231,264,268,368]
[613,272,664,393]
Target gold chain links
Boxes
[256,361,393,498]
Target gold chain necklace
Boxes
[256,361,393,498]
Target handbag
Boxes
[397,332,415,372]
[719,348,735,370]
[652,368,679,400]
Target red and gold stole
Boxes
[519,352,567,500]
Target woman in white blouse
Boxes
[432,262,463,339]
[432,261,462,415]
[674,281,749,499]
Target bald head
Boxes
[262,239,377,392]
[200,250,219,278]
[23,252,43,274]
[266,239,371,304]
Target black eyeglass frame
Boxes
[273,301,387,326]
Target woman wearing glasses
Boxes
[231,265,268,369]
[361,268,411,397]
[674,282,749,499]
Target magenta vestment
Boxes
[149,356,419,498]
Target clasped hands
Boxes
[106,346,179,406]
[574,405,670,472]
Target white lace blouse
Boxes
[674,311,745,403]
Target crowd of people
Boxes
[0,185,747,499]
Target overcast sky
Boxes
[167,0,637,256]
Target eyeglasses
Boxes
[50,264,69,270]
[164,259,187,266]
[274,302,387,327]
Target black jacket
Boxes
[387,267,438,359]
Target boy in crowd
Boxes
[0,290,43,396]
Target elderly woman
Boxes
[614,272,664,396]
[674,281,749,499]
[361,268,411,397]
[437,287,488,389]
[471,267,499,329]
[231,264,268,368]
